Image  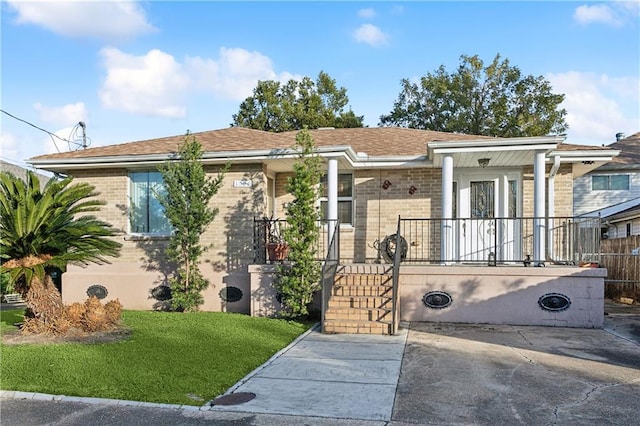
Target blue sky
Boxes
[1,1,638,167]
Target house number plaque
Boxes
[233,180,252,188]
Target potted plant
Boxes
[263,216,289,261]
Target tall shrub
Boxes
[274,129,323,318]
[158,132,229,312]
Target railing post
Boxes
[391,216,402,335]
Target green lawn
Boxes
[0,309,311,405]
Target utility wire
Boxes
[1,109,74,144]
[1,108,88,152]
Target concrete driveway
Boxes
[1,306,639,425]
[395,319,640,425]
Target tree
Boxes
[157,132,229,312]
[274,129,323,318]
[232,71,364,132]
[379,54,568,137]
[0,171,121,334]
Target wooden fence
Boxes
[600,235,640,300]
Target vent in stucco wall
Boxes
[423,291,452,309]
[219,286,243,303]
[86,285,108,300]
[538,293,571,312]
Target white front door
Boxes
[456,171,521,262]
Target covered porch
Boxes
[248,135,613,333]
[249,214,606,333]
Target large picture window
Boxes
[129,171,171,234]
[592,175,629,191]
[319,173,353,225]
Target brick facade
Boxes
[63,161,575,311]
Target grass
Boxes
[0,309,312,405]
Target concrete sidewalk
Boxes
[209,325,408,421]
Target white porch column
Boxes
[547,156,561,260]
[441,154,454,262]
[327,158,338,242]
[533,150,546,266]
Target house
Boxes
[579,197,640,239]
[574,132,640,219]
[0,159,51,187]
[28,127,618,331]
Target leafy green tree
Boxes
[0,171,121,333]
[274,129,323,319]
[380,54,568,137]
[157,132,229,312]
[232,71,364,131]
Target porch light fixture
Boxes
[478,158,490,168]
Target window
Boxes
[129,171,171,234]
[592,175,629,191]
[319,173,353,225]
[470,181,495,218]
[508,180,518,218]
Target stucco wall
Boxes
[399,265,605,328]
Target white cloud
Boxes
[574,2,639,27]
[98,46,298,117]
[358,8,376,19]
[547,71,639,144]
[186,47,295,101]
[33,102,88,127]
[0,133,20,160]
[99,48,189,118]
[353,24,389,47]
[7,0,155,40]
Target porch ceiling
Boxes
[441,150,535,168]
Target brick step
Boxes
[323,319,392,335]
[327,295,393,310]
[331,285,392,297]
[325,307,392,322]
[337,264,393,275]
[334,273,393,287]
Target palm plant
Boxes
[0,171,121,333]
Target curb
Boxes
[0,390,205,411]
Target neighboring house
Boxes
[28,127,617,329]
[574,132,640,217]
[581,197,640,239]
[0,159,51,187]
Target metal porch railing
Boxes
[321,220,340,333]
[253,217,337,263]
[397,216,601,265]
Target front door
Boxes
[456,171,521,262]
